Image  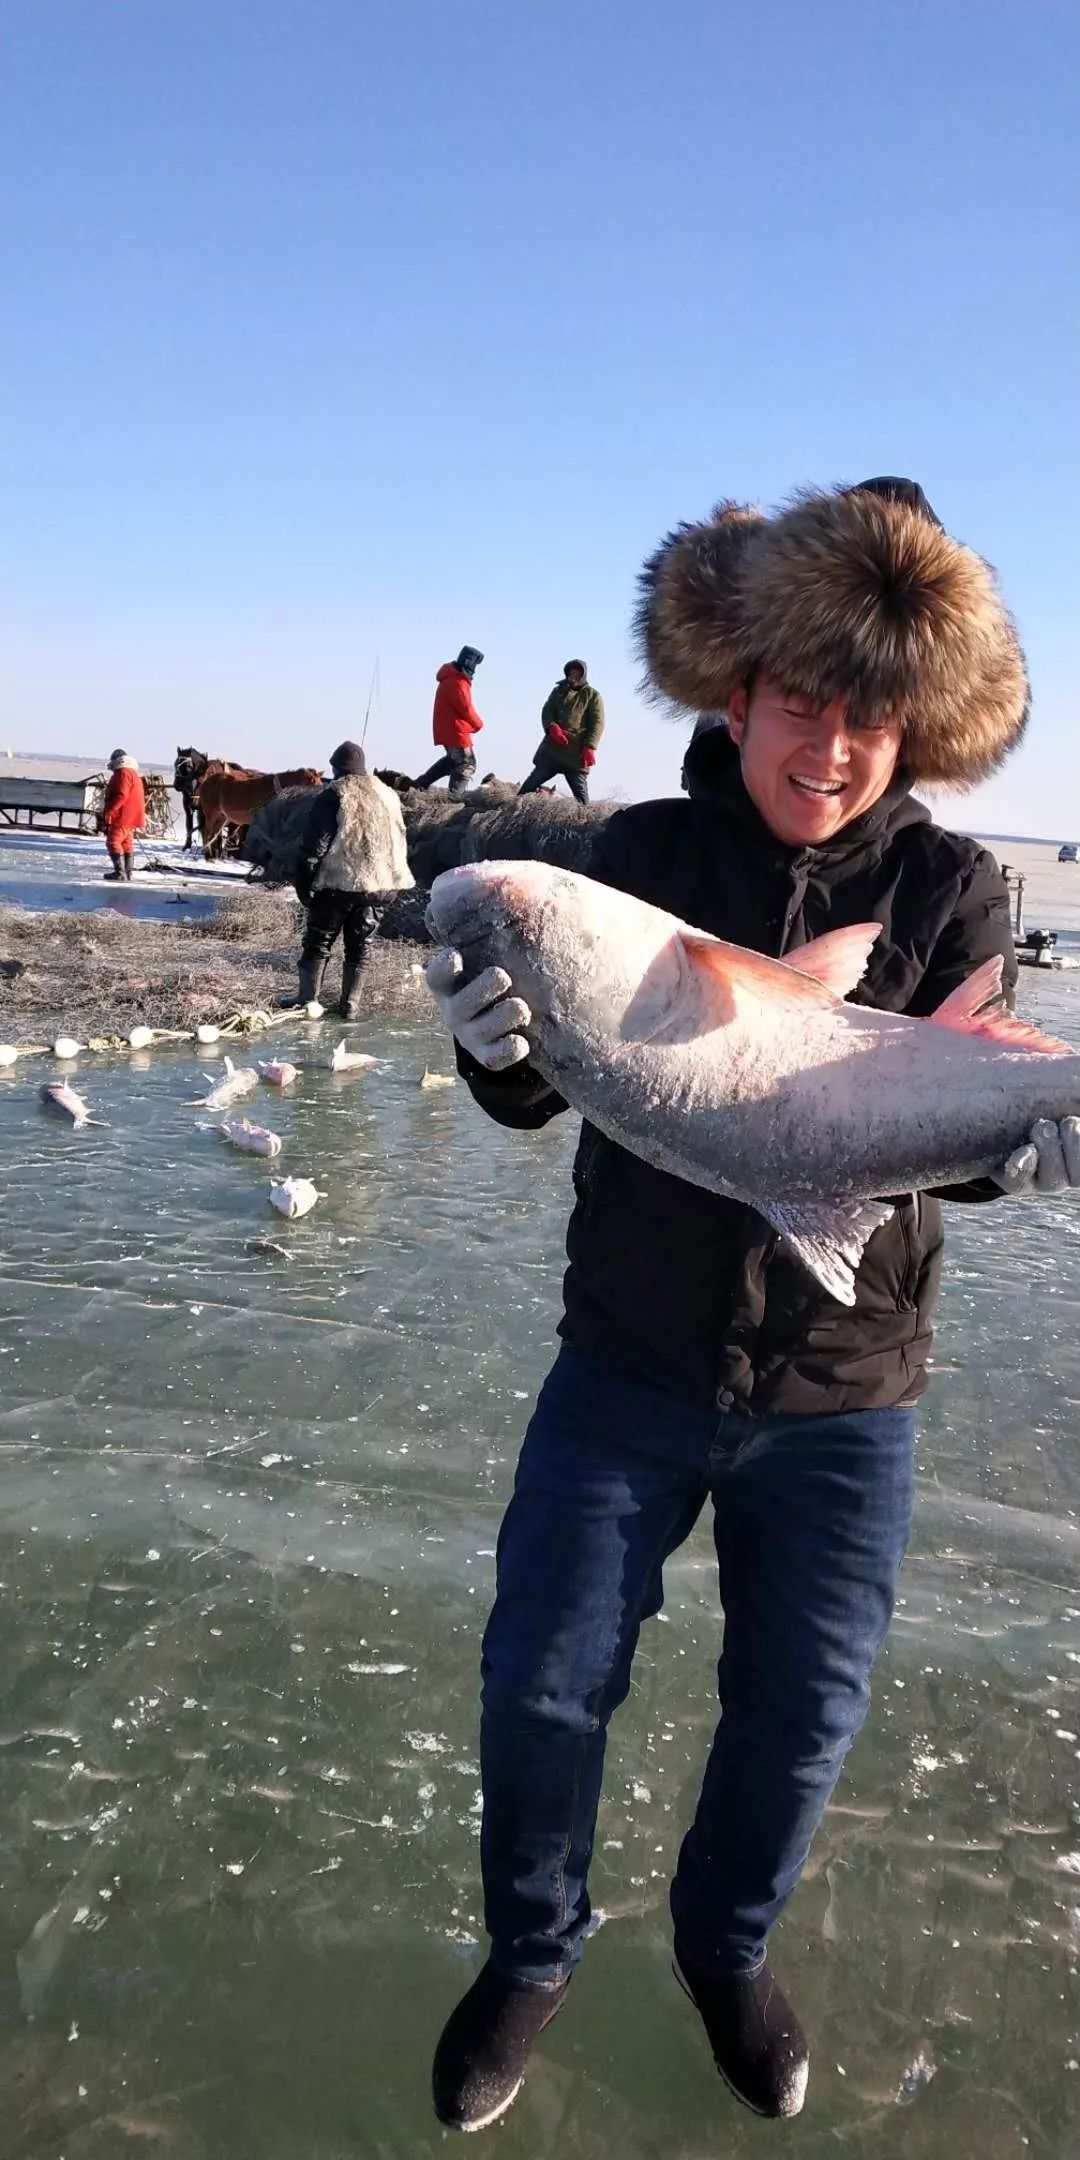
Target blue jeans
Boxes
[480,1348,915,1987]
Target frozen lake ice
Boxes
[0,835,1078,2155]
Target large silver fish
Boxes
[216,1116,283,1159]
[426,860,1078,1304]
[39,1081,103,1130]
[188,1056,259,1112]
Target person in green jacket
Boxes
[519,660,604,805]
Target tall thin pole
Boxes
[360,658,380,751]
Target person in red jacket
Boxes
[415,647,484,798]
[101,750,146,881]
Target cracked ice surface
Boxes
[0,934,1079,2155]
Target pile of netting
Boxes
[0,889,429,1044]
[245,780,613,887]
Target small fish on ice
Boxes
[188,1056,260,1111]
[217,1117,283,1159]
[330,1040,377,1073]
[40,1081,104,1130]
[269,1177,325,1219]
[257,1059,298,1089]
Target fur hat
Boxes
[635,481,1029,787]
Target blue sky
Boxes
[2,0,1076,831]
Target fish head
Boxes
[427,861,702,1045]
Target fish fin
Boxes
[224,1055,235,1073]
[930,958,1071,1054]
[680,928,876,1009]
[680,934,807,1012]
[782,923,882,996]
[759,1196,894,1307]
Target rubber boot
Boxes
[103,852,124,882]
[278,954,327,1012]
[338,958,364,1020]
[123,854,135,881]
[299,955,327,1006]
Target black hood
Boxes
[682,721,928,860]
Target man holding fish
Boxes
[424,478,1079,2130]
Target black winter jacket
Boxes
[458,729,1017,1417]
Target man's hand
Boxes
[581,746,596,770]
[425,948,532,1072]
[995,1117,1080,1193]
[547,723,570,748]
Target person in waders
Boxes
[101,750,146,881]
[292,742,414,1017]
[424,479,1076,2130]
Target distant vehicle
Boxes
[1058,843,1078,863]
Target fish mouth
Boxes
[426,862,543,952]
[425,889,488,951]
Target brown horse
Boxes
[174,750,253,852]
[198,764,324,857]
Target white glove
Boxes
[995,1117,1080,1194]
[425,948,532,1072]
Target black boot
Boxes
[673,1954,809,2119]
[300,955,328,1005]
[123,854,135,881]
[279,956,327,1011]
[337,958,363,1020]
[102,852,123,881]
[432,1961,569,2133]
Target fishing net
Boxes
[246,783,613,887]
[0,893,429,1044]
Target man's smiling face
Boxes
[727,674,904,846]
